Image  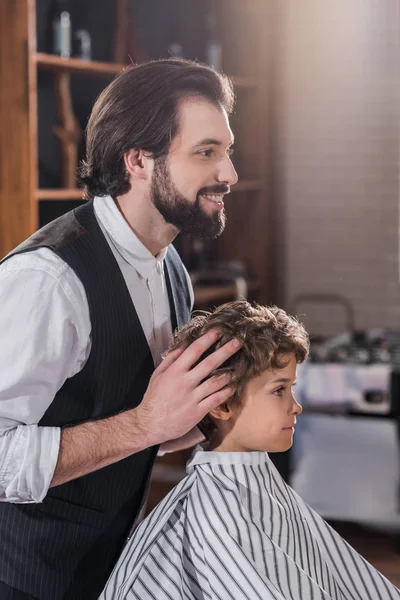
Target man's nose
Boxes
[216,156,238,187]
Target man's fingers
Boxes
[155,346,186,374]
[190,338,241,383]
[173,329,221,371]
[195,373,231,401]
[197,386,234,418]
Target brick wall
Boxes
[273,0,400,335]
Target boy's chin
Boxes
[266,440,294,453]
[208,437,294,453]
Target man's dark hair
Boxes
[78,58,235,200]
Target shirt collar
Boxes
[186,444,270,474]
[93,195,168,280]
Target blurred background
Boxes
[1,0,399,585]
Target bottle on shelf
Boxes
[167,19,184,58]
[74,30,92,61]
[168,42,184,58]
[49,0,72,58]
[205,6,222,70]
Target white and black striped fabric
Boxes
[100,447,400,600]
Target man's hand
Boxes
[135,329,240,448]
[50,331,238,488]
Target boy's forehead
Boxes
[171,97,234,150]
[260,355,298,385]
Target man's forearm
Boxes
[51,330,239,489]
[50,408,152,488]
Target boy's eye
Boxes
[273,386,285,396]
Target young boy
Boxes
[100,301,400,600]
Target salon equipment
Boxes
[288,294,400,545]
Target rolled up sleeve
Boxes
[0,251,91,503]
[0,425,60,503]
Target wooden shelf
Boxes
[34,52,126,76]
[34,53,258,88]
[193,280,259,305]
[36,188,85,200]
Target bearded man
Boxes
[0,58,239,600]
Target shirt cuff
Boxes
[0,424,61,503]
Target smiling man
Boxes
[0,59,239,600]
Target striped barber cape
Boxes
[100,446,400,600]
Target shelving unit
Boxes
[1,0,269,306]
[192,280,259,306]
[34,52,126,76]
[35,52,259,88]
[35,188,85,201]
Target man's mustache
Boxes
[198,185,230,196]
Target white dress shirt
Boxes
[0,196,193,504]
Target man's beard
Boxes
[150,156,227,240]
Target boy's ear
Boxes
[209,402,233,421]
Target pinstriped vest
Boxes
[0,200,191,600]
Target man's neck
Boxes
[114,193,178,257]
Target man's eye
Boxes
[227,147,235,157]
[199,149,214,158]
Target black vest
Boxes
[0,201,191,599]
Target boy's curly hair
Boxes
[168,300,309,437]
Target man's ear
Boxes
[123,148,152,181]
[209,402,233,421]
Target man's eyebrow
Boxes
[193,138,235,148]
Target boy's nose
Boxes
[292,397,303,415]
